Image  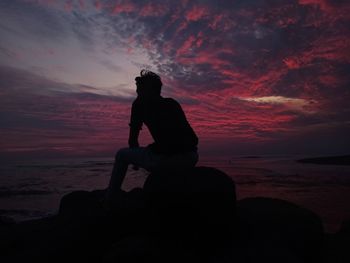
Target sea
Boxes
[1,155,349,233]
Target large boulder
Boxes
[58,190,106,219]
[325,219,350,263]
[237,197,324,263]
[143,166,237,251]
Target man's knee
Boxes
[115,147,129,161]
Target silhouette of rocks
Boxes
[0,215,16,226]
[103,166,237,263]
[236,197,324,263]
[144,166,236,246]
[1,166,346,262]
[59,190,105,219]
[325,219,350,263]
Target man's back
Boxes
[130,97,198,154]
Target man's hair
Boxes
[135,69,162,95]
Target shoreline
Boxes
[297,155,350,165]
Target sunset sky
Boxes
[0,0,349,159]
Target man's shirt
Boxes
[129,96,198,154]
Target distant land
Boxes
[297,155,350,165]
[239,156,261,159]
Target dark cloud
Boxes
[0,0,68,41]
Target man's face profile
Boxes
[135,78,149,99]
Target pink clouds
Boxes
[282,34,350,71]
[298,0,333,13]
[185,5,209,21]
[170,86,307,144]
[283,58,301,69]
[176,48,232,70]
[208,11,237,32]
[110,0,169,17]
[94,0,102,10]
[2,0,350,157]
[112,1,137,15]
[175,35,204,57]
[176,35,195,56]
[139,3,169,17]
[64,0,73,12]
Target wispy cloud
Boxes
[0,66,137,157]
[239,96,316,113]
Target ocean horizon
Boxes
[1,154,350,233]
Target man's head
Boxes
[135,70,162,98]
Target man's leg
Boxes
[105,148,198,202]
[154,151,199,171]
[106,147,153,201]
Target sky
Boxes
[0,0,349,159]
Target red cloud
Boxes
[185,5,208,21]
[283,58,301,69]
[3,0,350,156]
[215,15,236,32]
[175,35,197,57]
[282,35,350,74]
[64,0,73,12]
[139,3,169,17]
[94,0,102,10]
[298,0,331,12]
[176,48,232,69]
[112,1,137,15]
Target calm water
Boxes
[1,155,349,233]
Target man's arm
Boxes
[128,100,142,148]
[128,126,140,148]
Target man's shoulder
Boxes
[132,97,144,108]
[162,97,180,106]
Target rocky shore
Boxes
[1,166,349,262]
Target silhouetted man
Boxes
[105,70,198,204]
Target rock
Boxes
[58,190,106,219]
[143,166,237,251]
[336,219,350,263]
[103,235,162,263]
[103,235,202,263]
[237,197,324,263]
[338,219,350,238]
[0,215,16,225]
[1,166,334,263]
[325,219,350,263]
